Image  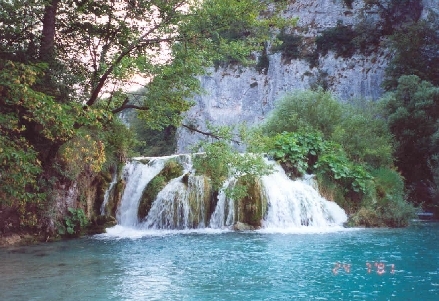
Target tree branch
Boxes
[85,13,176,107]
[112,104,149,114]
[181,124,241,145]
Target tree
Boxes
[0,0,291,230]
[363,0,423,35]
[384,20,439,90]
[381,75,439,205]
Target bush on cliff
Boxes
[255,89,414,227]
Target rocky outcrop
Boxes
[176,0,437,153]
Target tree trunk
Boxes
[40,0,60,62]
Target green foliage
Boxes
[270,132,373,194]
[0,0,288,235]
[262,89,394,169]
[315,23,357,58]
[262,89,343,138]
[372,168,405,201]
[271,30,303,61]
[138,160,184,220]
[57,207,89,237]
[384,20,439,90]
[259,89,412,226]
[315,149,373,195]
[99,118,136,171]
[381,75,439,204]
[351,19,383,55]
[0,0,43,61]
[192,126,273,200]
[331,100,394,168]
[270,132,326,177]
[128,111,176,156]
[349,167,415,227]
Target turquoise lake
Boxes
[1,222,438,301]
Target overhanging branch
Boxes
[181,123,241,145]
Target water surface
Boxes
[1,222,438,300]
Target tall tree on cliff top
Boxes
[0,0,292,220]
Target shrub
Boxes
[269,131,326,177]
[269,131,373,196]
[192,125,273,200]
[384,20,439,90]
[315,23,357,58]
[57,207,89,237]
[347,167,415,227]
[271,30,303,61]
[331,100,394,168]
[381,75,439,204]
[262,89,343,137]
[263,90,395,169]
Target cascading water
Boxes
[209,178,237,229]
[116,159,166,226]
[100,171,118,215]
[261,164,347,229]
[112,155,347,232]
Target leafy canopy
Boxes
[192,125,273,200]
[381,75,439,204]
[261,89,394,168]
[0,0,291,229]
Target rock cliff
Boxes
[176,0,438,152]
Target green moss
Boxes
[272,30,303,62]
[138,176,166,221]
[236,178,267,227]
[161,160,184,179]
[137,160,184,221]
[187,176,212,228]
[87,215,117,235]
[315,23,357,58]
[106,180,124,217]
[137,159,151,165]
[348,207,383,228]
[93,175,107,216]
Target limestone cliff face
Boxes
[176,0,437,153]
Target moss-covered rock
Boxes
[137,158,151,165]
[137,159,184,221]
[233,222,256,231]
[236,178,267,227]
[87,215,117,235]
[105,179,124,218]
[138,176,167,221]
[187,175,212,227]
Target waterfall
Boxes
[140,173,209,229]
[261,164,347,229]
[116,159,166,227]
[100,171,118,215]
[209,178,236,229]
[113,155,347,232]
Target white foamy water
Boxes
[97,225,229,239]
[100,171,118,215]
[116,159,166,227]
[261,164,347,230]
[209,178,237,229]
[110,155,348,236]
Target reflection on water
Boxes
[0,222,438,301]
